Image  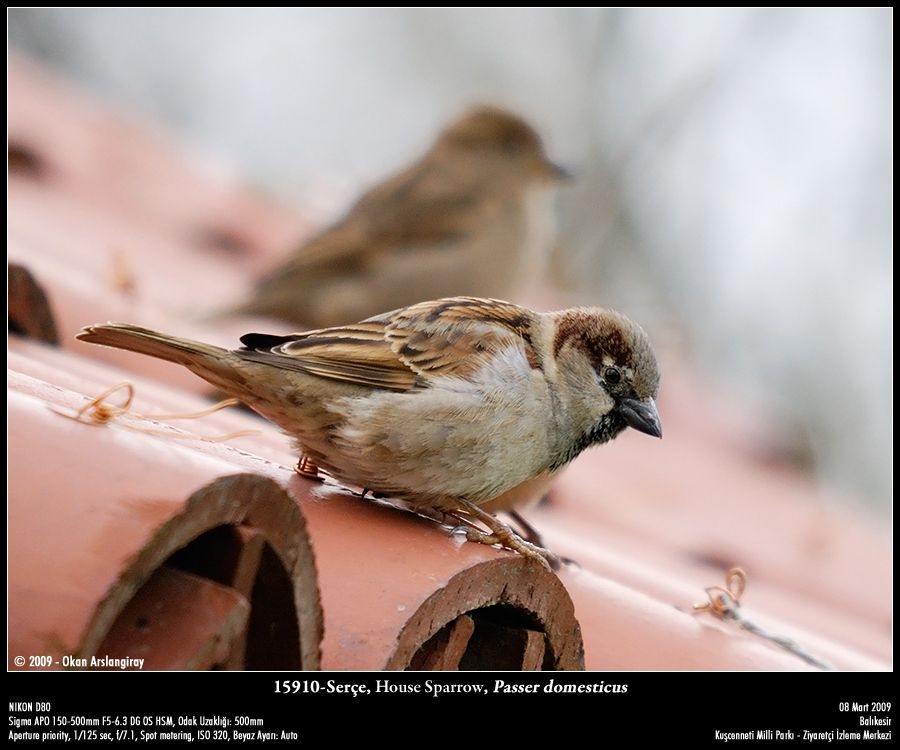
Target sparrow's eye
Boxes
[603,367,621,385]
[501,138,522,155]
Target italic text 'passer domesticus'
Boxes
[78,297,661,569]
[234,106,569,327]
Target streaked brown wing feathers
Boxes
[385,297,536,377]
[236,297,536,389]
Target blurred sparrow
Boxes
[235,106,569,327]
[78,296,661,569]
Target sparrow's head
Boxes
[435,105,570,183]
[550,307,661,463]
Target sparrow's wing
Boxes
[264,159,488,276]
[383,296,540,377]
[237,297,538,390]
[238,321,418,391]
[352,161,486,246]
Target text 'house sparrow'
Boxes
[78,297,661,569]
[235,106,569,327]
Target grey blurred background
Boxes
[8,8,892,512]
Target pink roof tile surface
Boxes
[8,53,890,671]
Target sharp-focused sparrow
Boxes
[78,297,661,569]
[235,106,569,327]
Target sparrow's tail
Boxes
[76,323,239,391]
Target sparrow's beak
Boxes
[616,398,662,439]
[541,159,573,182]
[533,154,573,182]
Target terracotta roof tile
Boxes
[8,51,890,671]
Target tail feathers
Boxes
[76,323,230,371]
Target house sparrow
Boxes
[77,297,661,569]
[234,106,569,327]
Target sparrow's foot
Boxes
[507,509,576,570]
[452,498,555,572]
[461,526,559,570]
[368,496,560,570]
[507,509,546,547]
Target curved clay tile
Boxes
[8,372,322,670]
[7,52,891,672]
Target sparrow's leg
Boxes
[354,494,558,570]
[507,510,545,547]
[450,498,555,571]
[507,509,574,570]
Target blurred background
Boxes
[8,7,892,514]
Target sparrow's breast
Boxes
[318,346,556,504]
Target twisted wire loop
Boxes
[50,381,260,443]
[693,566,746,619]
[295,455,320,478]
[693,566,833,671]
